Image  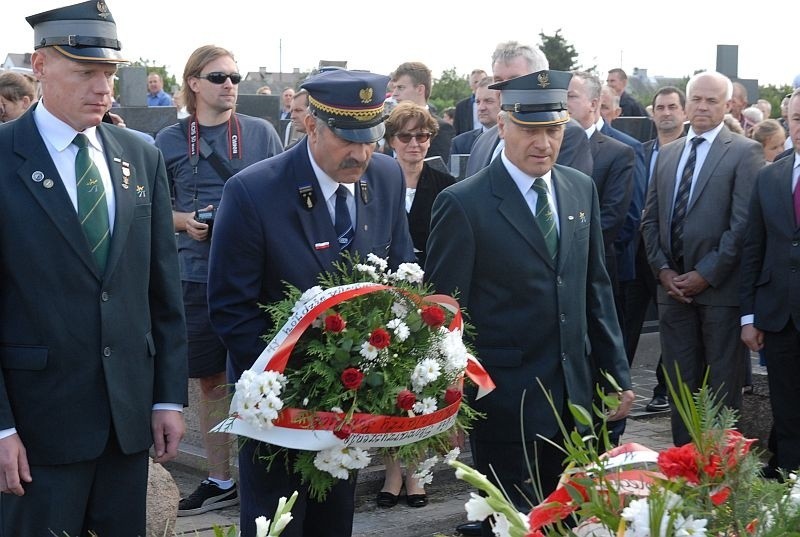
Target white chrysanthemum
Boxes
[330,406,344,414]
[291,285,324,314]
[674,514,707,536]
[354,263,380,281]
[411,358,441,391]
[255,516,270,537]
[393,262,424,284]
[360,340,379,360]
[391,301,410,318]
[366,253,388,271]
[440,329,468,374]
[465,492,494,521]
[386,318,410,342]
[313,446,371,480]
[445,447,461,464]
[234,370,287,429]
[412,396,438,415]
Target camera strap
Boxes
[180,115,243,182]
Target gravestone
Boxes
[113,106,178,138]
[611,116,655,143]
[117,66,147,107]
[235,94,282,132]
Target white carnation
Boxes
[386,318,410,342]
[440,329,468,374]
[412,396,438,415]
[366,253,388,271]
[354,263,379,281]
[393,262,424,284]
[391,301,410,318]
[411,358,441,391]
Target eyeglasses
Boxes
[197,72,242,85]
[395,132,432,143]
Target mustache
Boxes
[339,158,366,170]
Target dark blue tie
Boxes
[670,136,705,262]
[334,185,354,251]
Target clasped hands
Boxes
[659,268,709,303]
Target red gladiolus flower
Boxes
[657,443,701,484]
[444,387,461,405]
[324,313,346,333]
[421,305,446,328]
[746,518,758,534]
[710,486,731,506]
[722,429,756,467]
[703,453,724,479]
[341,367,364,390]
[397,389,416,411]
[369,328,391,349]
[334,423,353,440]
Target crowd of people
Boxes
[1,1,800,537]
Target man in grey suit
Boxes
[641,71,763,446]
[426,71,633,535]
[465,41,593,179]
[0,2,187,535]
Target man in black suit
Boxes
[0,2,187,535]
[208,69,415,537]
[426,70,633,536]
[391,61,455,164]
[607,68,648,117]
[465,41,593,179]
[641,71,763,446]
[740,88,800,474]
[450,76,500,157]
[454,68,488,135]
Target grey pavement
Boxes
[168,332,673,537]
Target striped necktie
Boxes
[532,177,558,259]
[73,133,110,271]
[334,185,354,251]
[670,136,705,262]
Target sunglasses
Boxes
[197,72,242,85]
[395,132,432,143]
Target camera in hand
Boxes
[194,207,216,238]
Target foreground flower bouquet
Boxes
[451,377,800,536]
[214,254,494,500]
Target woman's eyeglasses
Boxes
[395,132,432,143]
[197,72,242,85]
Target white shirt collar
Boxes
[686,121,724,146]
[584,124,596,140]
[500,150,554,197]
[34,100,102,152]
[595,117,605,131]
[306,143,356,200]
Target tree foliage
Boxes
[758,84,792,119]
[539,29,584,72]
[430,67,471,113]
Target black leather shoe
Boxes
[645,394,669,412]
[406,493,428,508]
[456,521,483,535]
[376,491,399,508]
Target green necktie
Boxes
[532,177,558,259]
[73,133,110,271]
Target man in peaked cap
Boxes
[0,2,187,535]
[208,69,414,537]
[426,70,633,534]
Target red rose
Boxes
[369,328,391,349]
[396,389,416,411]
[324,313,347,333]
[334,423,353,440]
[421,305,446,328]
[340,367,364,390]
[444,387,461,405]
[657,443,701,484]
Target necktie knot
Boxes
[691,136,705,148]
[532,177,549,195]
[336,184,349,200]
[73,133,90,149]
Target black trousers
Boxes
[763,321,800,471]
[0,433,148,537]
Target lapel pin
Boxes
[579,211,586,223]
[315,241,330,250]
[568,215,574,221]
[136,185,146,198]
[359,179,369,204]
[113,157,122,163]
[43,178,54,189]
[31,171,44,182]
[298,185,315,210]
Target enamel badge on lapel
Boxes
[31,171,44,183]
[298,185,315,210]
[43,179,54,189]
[359,179,369,204]
[136,185,146,198]
[579,211,586,223]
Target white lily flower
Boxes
[465,492,494,521]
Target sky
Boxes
[3,0,799,89]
